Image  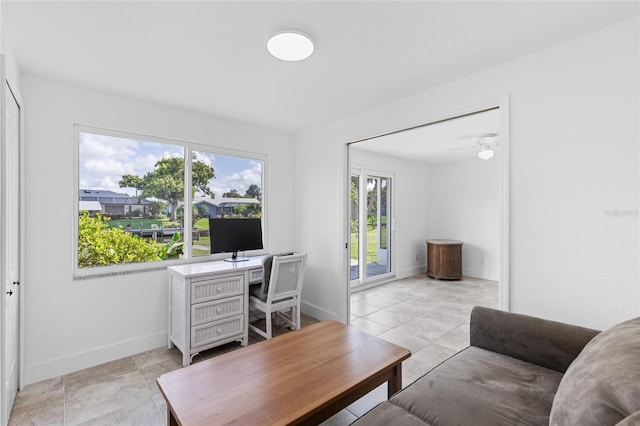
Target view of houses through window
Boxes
[77,128,263,271]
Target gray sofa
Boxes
[353,306,640,426]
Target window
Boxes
[74,126,265,277]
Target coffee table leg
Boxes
[388,363,403,397]
[167,407,179,426]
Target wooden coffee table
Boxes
[156,320,411,425]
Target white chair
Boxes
[248,253,307,339]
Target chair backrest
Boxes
[266,253,307,303]
[256,252,294,300]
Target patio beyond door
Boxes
[350,170,393,287]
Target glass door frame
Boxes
[350,167,395,288]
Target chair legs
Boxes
[275,306,299,331]
[248,309,272,339]
[249,305,300,339]
[266,310,272,339]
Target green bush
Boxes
[78,213,161,267]
[158,233,184,260]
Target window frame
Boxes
[73,124,268,279]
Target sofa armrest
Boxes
[470,306,600,373]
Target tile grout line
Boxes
[62,375,66,426]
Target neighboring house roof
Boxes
[79,200,102,211]
[193,197,260,207]
[79,189,150,205]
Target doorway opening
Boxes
[345,102,510,319]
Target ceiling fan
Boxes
[442,133,500,160]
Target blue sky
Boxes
[79,132,262,198]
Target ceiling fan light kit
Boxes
[477,133,498,160]
[478,147,495,160]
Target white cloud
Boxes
[79,132,182,193]
[84,158,126,175]
[208,160,262,197]
[194,151,214,166]
[80,132,262,200]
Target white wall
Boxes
[427,158,500,281]
[295,18,639,330]
[350,147,431,280]
[1,21,21,91]
[21,75,296,385]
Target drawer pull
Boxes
[217,328,222,334]
[216,287,222,293]
[216,307,222,314]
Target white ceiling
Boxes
[3,1,638,137]
[351,107,501,164]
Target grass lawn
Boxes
[191,218,211,256]
[351,226,381,263]
[107,217,212,230]
[194,218,209,229]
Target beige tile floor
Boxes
[9,273,497,425]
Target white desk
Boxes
[167,257,264,366]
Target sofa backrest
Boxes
[470,306,600,373]
[549,316,640,425]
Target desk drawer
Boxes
[191,296,243,326]
[249,267,263,284]
[191,274,244,303]
[191,315,244,348]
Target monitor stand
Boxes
[224,251,250,262]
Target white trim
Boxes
[0,60,25,425]
[13,78,26,396]
[498,94,511,312]
[339,143,350,323]
[71,124,268,279]
[183,146,193,258]
[0,54,6,426]
[23,331,167,386]
[300,300,339,322]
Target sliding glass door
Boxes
[350,169,393,287]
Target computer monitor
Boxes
[209,218,263,262]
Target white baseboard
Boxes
[462,267,498,281]
[397,264,427,279]
[301,300,338,322]
[23,331,167,386]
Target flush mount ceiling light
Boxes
[267,31,314,61]
[477,134,498,160]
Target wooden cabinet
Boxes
[426,240,463,280]
[167,258,264,366]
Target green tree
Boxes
[148,200,168,217]
[193,204,209,223]
[244,202,262,217]
[120,156,214,221]
[223,189,241,198]
[245,184,261,201]
[119,175,144,197]
[78,213,160,267]
[225,202,261,218]
[350,177,359,235]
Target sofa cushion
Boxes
[350,401,432,426]
[391,346,563,426]
[549,317,640,426]
[616,411,640,426]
